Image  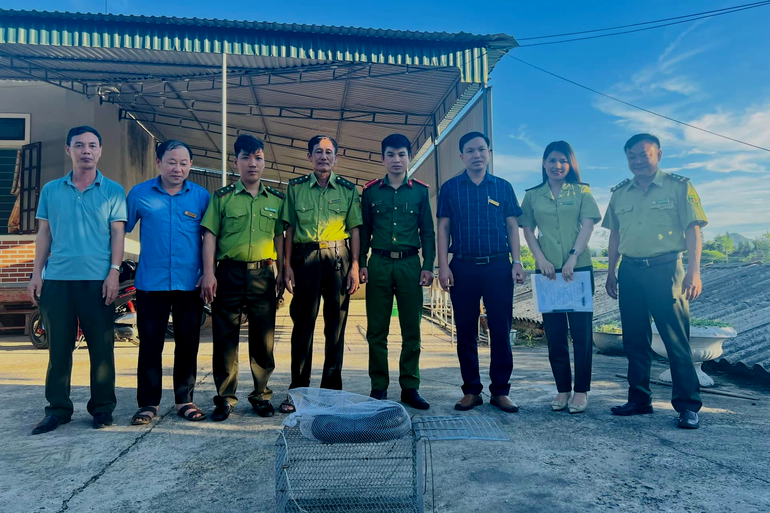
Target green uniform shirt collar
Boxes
[630,169,665,190]
[234,180,268,196]
[382,173,411,188]
[538,181,572,200]
[309,171,337,189]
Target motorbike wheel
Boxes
[27,311,48,350]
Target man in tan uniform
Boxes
[603,133,708,429]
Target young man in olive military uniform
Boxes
[200,134,285,421]
[359,134,435,410]
[280,135,363,413]
[603,133,708,429]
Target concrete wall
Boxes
[0,81,155,191]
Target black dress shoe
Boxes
[212,403,234,422]
[93,412,114,429]
[32,415,70,435]
[370,389,388,400]
[611,402,654,416]
[252,400,275,418]
[401,389,430,410]
[677,410,700,429]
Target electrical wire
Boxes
[517,1,770,41]
[516,1,770,47]
[504,55,770,153]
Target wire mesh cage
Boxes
[275,425,424,513]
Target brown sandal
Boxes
[278,397,295,414]
[131,406,159,425]
[177,404,207,421]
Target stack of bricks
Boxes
[0,238,36,284]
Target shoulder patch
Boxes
[412,178,430,188]
[668,172,690,183]
[266,186,284,199]
[289,175,310,186]
[575,181,590,187]
[336,175,355,190]
[525,182,546,192]
[611,178,632,192]
[214,184,235,198]
[363,178,381,190]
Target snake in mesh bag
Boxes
[309,403,411,443]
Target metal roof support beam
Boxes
[0,51,89,96]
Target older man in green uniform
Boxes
[359,134,435,410]
[603,133,708,429]
[200,134,285,421]
[280,135,362,413]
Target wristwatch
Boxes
[110,264,121,273]
[568,249,577,255]
[513,260,522,265]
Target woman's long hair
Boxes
[541,141,582,184]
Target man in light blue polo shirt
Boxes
[126,140,211,425]
[28,126,127,435]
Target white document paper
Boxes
[532,270,593,314]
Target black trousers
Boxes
[542,312,593,393]
[449,258,514,397]
[39,280,116,418]
[618,258,701,412]
[212,262,277,407]
[289,245,350,390]
[136,290,203,407]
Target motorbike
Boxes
[28,260,140,349]
[165,303,211,338]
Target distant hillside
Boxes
[728,233,751,245]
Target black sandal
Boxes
[177,404,207,421]
[131,406,159,426]
[278,397,295,414]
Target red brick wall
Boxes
[0,238,36,284]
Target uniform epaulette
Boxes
[336,175,355,190]
[214,183,236,198]
[575,181,590,187]
[363,178,381,190]
[611,178,631,192]
[667,172,690,183]
[266,186,284,199]
[289,175,309,186]
[525,182,546,192]
[411,178,430,188]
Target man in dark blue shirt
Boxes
[126,140,211,425]
[437,131,526,413]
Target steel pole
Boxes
[221,51,228,187]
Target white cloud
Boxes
[492,152,541,184]
[507,125,542,153]
[695,176,770,238]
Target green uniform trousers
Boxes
[618,257,702,412]
[40,280,116,419]
[365,253,423,391]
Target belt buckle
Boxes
[247,262,258,270]
[319,241,329,249]
[390,251,400,259]
[475,256,490,265]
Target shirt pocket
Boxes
[614,204,635,233]
[295,203,315,225]
[223,208,248,234]
[649,200,677,227]
[259,207,279,233]
[328,203,346,220]
[179,209,202,233]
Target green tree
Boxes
[748,232,770,261]
[702,249,727,264]
[520,246,536,270]
[712,233,734,262]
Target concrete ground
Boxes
[1,300,768,513]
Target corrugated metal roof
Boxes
[512,263,770,374]
[0,9,517,83]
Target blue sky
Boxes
[7,0,770,241]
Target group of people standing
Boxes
[29,124,708,435]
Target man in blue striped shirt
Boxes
[437,131,526,414]
[126,140,211,425]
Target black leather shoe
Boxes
[252,400,275,418]
[401,389,430,410]
[611,402,654,416]
[212,403,234,422]
[32,415,70,435]
[677,410,700,429]
[370,389,388,400]
[92,412,114,429]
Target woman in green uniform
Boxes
[519,141,601,414]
